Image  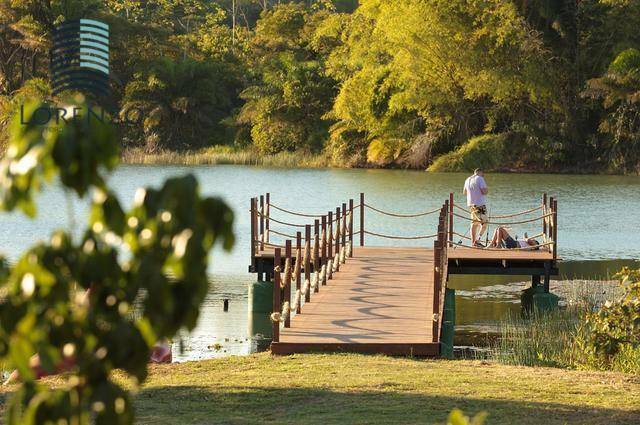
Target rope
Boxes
[363,230,438,240]
[489,205,543,219]
[268,203,361,221]
[449,240,554,251]
[253,240,286,249]
[256,212,307,228]
[268,229,298,239]
[452,212,553,226]
[269,203,326,218]
[364,203,441,218]
[453,203,545,219]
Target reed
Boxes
[121,146,330,168]
[489,280,640,373]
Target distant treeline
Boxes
[1,0,639,173]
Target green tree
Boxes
[324,0,551,167]
[584,48,640,173]
[237,3,337,154]
[0,96,234,424]
[121,57,241,151]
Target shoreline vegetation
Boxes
[120,147,638,175]
[3,354,639,424]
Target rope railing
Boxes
[452,211,553,226]
[453,203,544,219]
[364,203,442,218]
[261,194,357,342]
[450,240,554,251]
[363,230,438,240]
[267,203,351,223]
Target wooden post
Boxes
[542,193,548,238]
[321,216,327,286]
[348,199,354,257]
[547,196,555,252]
[552,199,558,260]
[284,240,292,328]
[328,211,333,260]
[444,200,450,243]
[341,203,347,249]
[272,247,281,342]
[360,193,365,246]
[432,239,441,342]
[259,195,265,251]
[295,232,302,314]
[335,207,341,257]
[449,192,454,244]
[265,193,270,243]
[250,198,256,269]
[304,225,311,303]
[314,219,320,292]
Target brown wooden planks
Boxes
[272,247,436,355]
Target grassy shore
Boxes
[121,146,330,168]
[4,353,639,424]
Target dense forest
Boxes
[1,0,639,173]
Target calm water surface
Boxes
[0,166,638,360]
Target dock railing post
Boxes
[296,232,302,314]
[321,215,327,286]
[259,195,265,251]
[432,239,441,343]
[542,193,547,238]
[340,202,347,256]
[348,199,354,257]
[360,193,365,247]
[449,192,454,245]
[552,199,558,260]
[284,240,292,328]
[265,193,270,242]
[334,207,344,264]
[314,219,320,293]
[549,196,555,253]
[328,211,333,262]
[304,225,311,303]
[272,247,281,343]
[250,198,256,270]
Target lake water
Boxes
[0,165,638,360]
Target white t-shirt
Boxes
[464,174,488,206]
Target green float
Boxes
[440,288,456,359]
[248,280,274,338]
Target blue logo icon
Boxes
[50,19,110,99]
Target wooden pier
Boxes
[249,193,558,356]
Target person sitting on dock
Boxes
[489,226,540,249]
[463,168,489,247]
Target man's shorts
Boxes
[470,205,488,224]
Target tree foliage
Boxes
[586,267,640,359]
[1,0,640,171]
[0,96,234,424]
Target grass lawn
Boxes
[2,353,639,424]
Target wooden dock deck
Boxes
[272,247,439,355]
[249,192,559,357]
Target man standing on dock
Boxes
[463,168,489,247]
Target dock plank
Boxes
[271,246,438,355]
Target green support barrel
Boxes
[440,288,455,359]
[248,280,273,338]
[521,284,559,315]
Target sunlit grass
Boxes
[121,146,331,168]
